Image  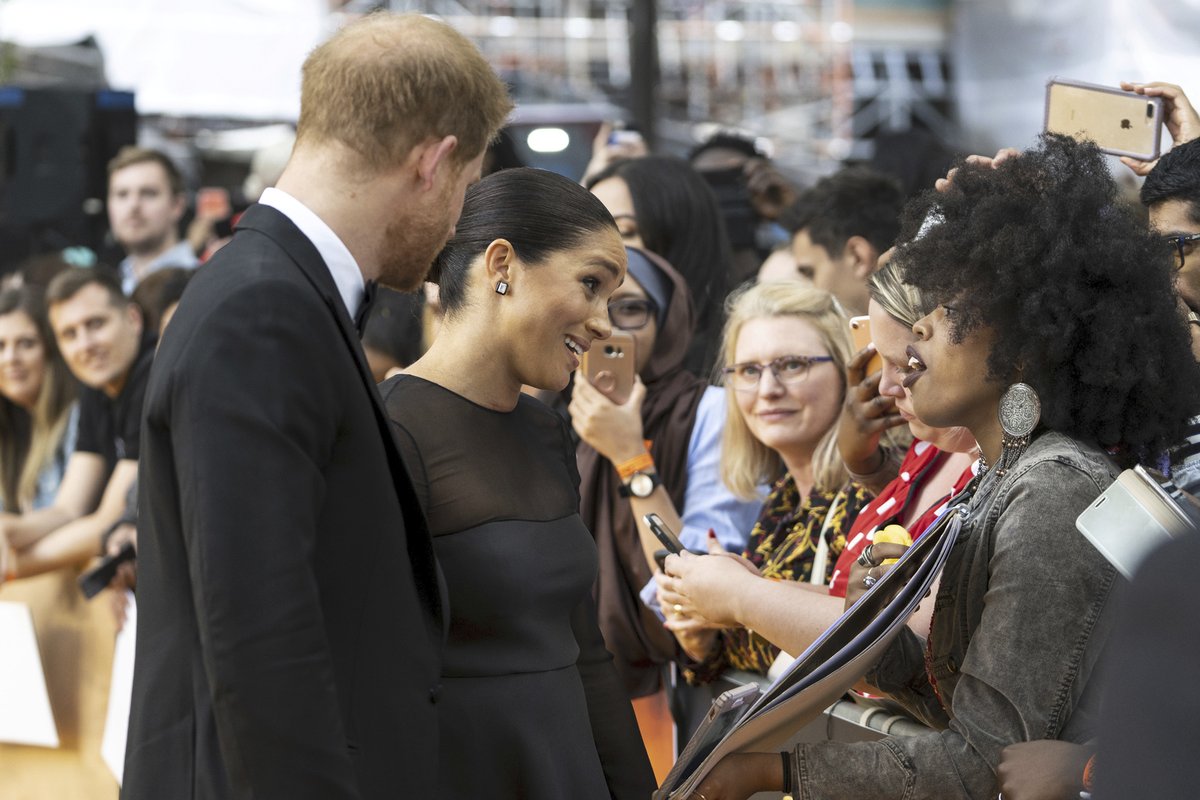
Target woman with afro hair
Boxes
[683,134,1200,799]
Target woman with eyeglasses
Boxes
[643,281,872,682]
[568,247,764,719]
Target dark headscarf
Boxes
[577,246,708,698]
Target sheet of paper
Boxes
[0,600,59,747]
[101,591,137,786]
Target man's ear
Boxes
[416,135,460,191]
[844,235,880,279]
[124,300,144,335]
[170,192,187,224]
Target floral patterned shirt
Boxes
[685,474,873,683]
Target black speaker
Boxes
[0,87,136,272]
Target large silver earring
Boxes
[495,280,509,295]
[988,382,1041,479]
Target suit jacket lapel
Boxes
[234,205,448,641]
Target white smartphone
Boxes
[1075,465,1196,580]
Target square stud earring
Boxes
[495,280,509,295]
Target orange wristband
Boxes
[616,451,655,481]
[1082,754,1097,791]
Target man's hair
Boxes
[1141,138,1200,224]
[45,267,130,310]
[107,146,185,196]
[781,166,904,256]
[131,266,194,333]
[297,13,512,169]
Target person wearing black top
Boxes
[381,168,655,799]
[0,267,148,578]
[123,13,512,800]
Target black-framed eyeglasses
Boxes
[722,354,834,391]
[1163,232,1200,270]
[608,298,658,331]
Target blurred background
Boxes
[0,0,1194,271]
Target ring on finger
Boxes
[862,573,879,589]
[673,604,684,614]
[857,544,879,568]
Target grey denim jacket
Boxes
[790,432,1121,799]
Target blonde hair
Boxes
[297,13,513,170]
[866,259,928,329]
[719,283,853,498]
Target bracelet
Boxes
[781,750,794,798]
[1082,753,1097,792]
[615,451,654,481]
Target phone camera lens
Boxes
[605,345,616,356]
[1147,102,1155,118]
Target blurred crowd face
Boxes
[589,177,645,248]
[499,229,625,392]
[381,150,487,292]
[756,247,809,285]
[0,309,46,410]
[49,284,143,397]
[791,228,871,315]
[731,315,842,463]
[108,161,185,256]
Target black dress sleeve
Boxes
[570,590,657,799]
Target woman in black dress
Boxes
[379,168,656,799]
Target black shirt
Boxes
[75,336,155,473]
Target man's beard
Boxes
[377,211,451,292]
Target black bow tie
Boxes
[354,279,378,337]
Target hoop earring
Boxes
[495,280,509,295]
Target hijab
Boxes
[577,246,708,697]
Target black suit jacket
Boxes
[123,204,445,799]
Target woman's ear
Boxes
[482,239,515,291]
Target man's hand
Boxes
[997,740,1091,800]
[1119,81,1200,176]
[569,372,647,465]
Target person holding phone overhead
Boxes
[378,168,654,800]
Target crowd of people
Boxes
[0,10,1197,800]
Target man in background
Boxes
[106,146,198,293]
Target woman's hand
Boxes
[659,548,760,629]
[1119,81,1200,175]
[581,122,649,185]
[935,147,1020,192]
[837,344,903,475]
[687,752,784,800]
[997,740,1090,800]
[842,541,909,608]
[569,372,647,465]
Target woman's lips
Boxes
[903,345,926,389]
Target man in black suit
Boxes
[122,14,511,799]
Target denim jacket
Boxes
[789,432,1121,799]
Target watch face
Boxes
[630,472,655,497]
